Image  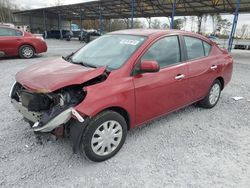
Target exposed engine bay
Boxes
[10,82,85,131]
[10,73,108,133]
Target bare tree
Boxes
[201,14,208,33]
[218,19,232,36]
[161,22,169,29]
[173,18,184,30]
[190,16,195,32]
[146,17,152,28]
[197,15,203,34]
[182,16,187,30]
[151,19,161,29]
[133,18,144,28]
[239,24,249,38]
[210,13,221,34]
[0,0,15,23]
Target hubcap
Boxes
[91,120,123,156]
[22,47,33,58]
[209,83,220,105]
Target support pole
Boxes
[109,19,111,32]
[99,6,103,33]
[58,13,62,39]
[80,10,83,32]
[43,10,47,38]
[70,20,72,31]
[28,15,31,32]
[170,0,176,29]
[228,0,240,52]
[131,0,135,28]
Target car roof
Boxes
[109,29,212,43]
[0,25,22,31]
[110,29,197,36]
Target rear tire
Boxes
[198,79,222,108]
[19,45,35,59]
[80,111,127,162]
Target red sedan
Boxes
[0,26,47,58]
[10,29,233,162]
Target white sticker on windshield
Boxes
[120,39,140,46]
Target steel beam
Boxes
[228,0,240,52]
[80,9,83,32]
[131,0,135,28]
[43,10,47,38]
[99,6,103,33]
[170,0,176,29]
[109,19,111,31]
[58,13,63,40]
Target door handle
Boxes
[211,65,218,70]
[175,74,185,80]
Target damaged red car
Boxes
[10,29,233,162]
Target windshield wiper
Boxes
[63,55,97,68]
[62,52,75,61]
[73,61,97,68]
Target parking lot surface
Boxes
[0,39,250,188]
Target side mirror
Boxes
[140,60,160,73]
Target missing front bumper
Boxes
[11,99,84,133]
[11,99,42,123]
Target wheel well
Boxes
[19,44,36,53]
[216,77,224,90]
[102,107,130,130]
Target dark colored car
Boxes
[10,29,233,162]
[79,30,101,43]
[0,26,47,58]
[45,30,73,40]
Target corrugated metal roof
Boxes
[14,0,250,20]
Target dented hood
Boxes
[16,58,106,92]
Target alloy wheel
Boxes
[22,46,34,58]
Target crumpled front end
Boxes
[10,82,85,133]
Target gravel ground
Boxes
[0,39,250,188]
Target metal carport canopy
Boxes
[13,0,250,20]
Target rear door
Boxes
[133,35,189,124]
[0,28,23,57]
[182,35,219,102]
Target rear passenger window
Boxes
[203,41,211,56]
[184,36,204,60]
[16,30,23,36]
[141,36,181,68]
[0,28,22,36]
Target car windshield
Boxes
[71,34,146,70]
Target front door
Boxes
[0,27,23,56]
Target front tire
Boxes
[80,111,127,162]
[198,79,222,108]
[19,45,35,59]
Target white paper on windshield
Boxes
[120,39,140,46]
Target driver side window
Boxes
[141,36,181,68]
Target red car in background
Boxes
[0,26,47,58]
[10,29,233,162]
